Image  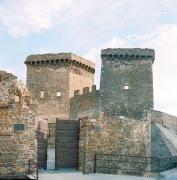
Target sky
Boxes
[0,0,177,116]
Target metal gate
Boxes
[55,119,79,169]
[36,118,48,169]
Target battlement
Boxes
[73,85,98,97]
[101,48,155,62]
[71,85,100,119]
[25,53,95,74]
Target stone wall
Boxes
[152,110,177,132]
[70,85,100,120]
[0,71,37,178]
[27,64,71,122]
[79,113,151,175]
[25,53,95,123]
[100,48,154,120]
[69,66,94,98]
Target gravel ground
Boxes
[38,169,157,180]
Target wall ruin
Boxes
[0,71,37,178]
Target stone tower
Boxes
[25,53,95,122]
[100,48,155,119]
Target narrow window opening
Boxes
[40,90,44,98]
[56,92,61,97]
[124,85,129,90]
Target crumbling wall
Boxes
[79,113,151,175]
[0,71,37,177]
[70,85,101,120]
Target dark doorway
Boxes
[36,118,48,169]
[55,119,79,169]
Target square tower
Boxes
[25,53,95,122]
[100,48,155,120]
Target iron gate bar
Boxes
[96,153,159,159]
[0,160,38,180]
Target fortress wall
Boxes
[70,85,101,120]
[69,66,94,98]
[25,53,95,123]
[79,113,151,175]
[27,64,71,122]
[100,48,154,120]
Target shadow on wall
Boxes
[36,118,48,169]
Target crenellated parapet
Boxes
[71,85,100,119]
[73,85,98,97]
[101,48,155,62]
[25,53,95,74]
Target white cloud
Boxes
[85,24,177,116]
[142,25,177,116]
[85,36,129,60]
[0,0,177,38]
[0,0,74,37]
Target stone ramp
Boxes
[160,168,177,180]
[38,169,156,180]
[27,174,37,179]
[156,123,177,155]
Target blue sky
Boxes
[0,0,177,116]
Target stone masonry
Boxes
[100,48,154,120]
[0,71,37,178]
[25,53,95,123]
[1,45,176,178]
[70,85,100,120]
[79,113,151,175]
[19,48,177,176]
[25,53,95,166]
[70,48,154,175]
[71,48,155,120]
